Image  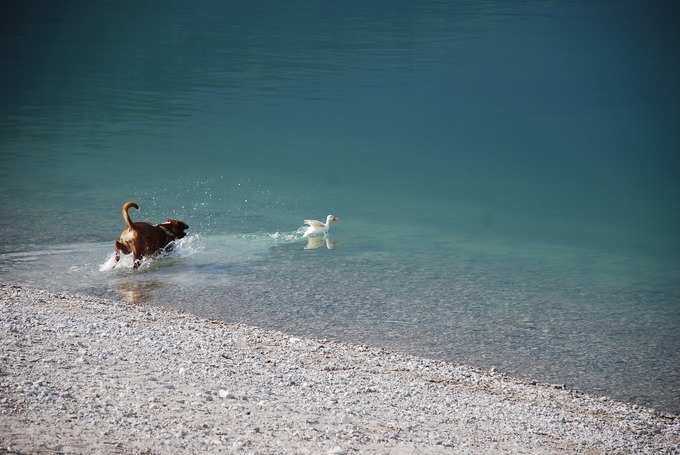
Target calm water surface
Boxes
[2,1,679,411]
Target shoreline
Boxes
[1,283,678,454]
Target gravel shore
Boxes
[1,283,678,454]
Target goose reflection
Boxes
[304,235,337,250]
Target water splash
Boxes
[98,253,118,272]
[98,234,203,273]
[238,227,306,244]
[268,227,307,242]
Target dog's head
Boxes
[163,218,189,239]
[115,240,131,254]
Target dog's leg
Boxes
[114,241,124,264]
[132,251,143,270]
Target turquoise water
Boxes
[2,1,679,411]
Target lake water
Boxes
[2,1,679,412]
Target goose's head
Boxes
[326,214,339,225]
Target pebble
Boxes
[217,389,235,399]
[0,284,677,455]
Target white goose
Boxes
[302,214,339,238]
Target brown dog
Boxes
[114,201,189,269]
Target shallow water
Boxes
[2,1,679,411]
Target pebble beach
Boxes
[1,283,678,454]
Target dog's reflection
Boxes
[304,236,336,250]
[115,280,163,304]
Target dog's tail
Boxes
[121,201,139,229]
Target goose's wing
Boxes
[303,219,324,227]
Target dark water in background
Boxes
[2,1,680,411]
